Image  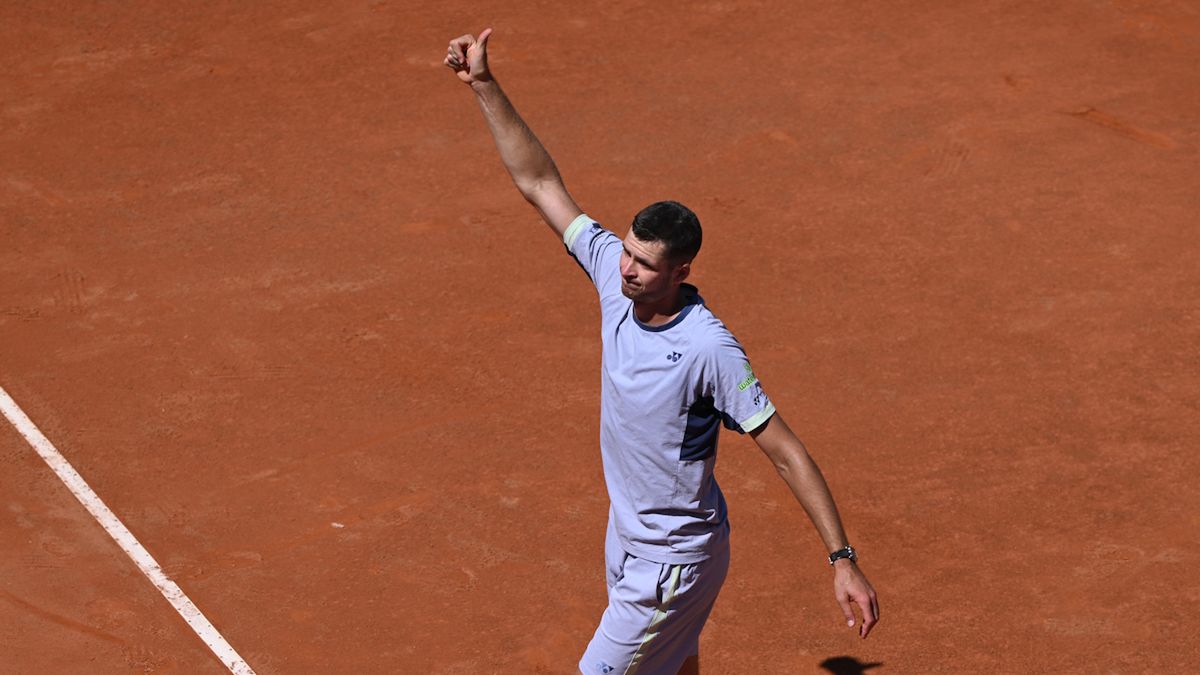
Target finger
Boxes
[861,615,876,638]
[448,34,474,61]
[836,595,856,629]
[476,27,493,52]
[857,593,877,638]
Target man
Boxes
[445,29,879,675]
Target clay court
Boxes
[2,1,1198,673]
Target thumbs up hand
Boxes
[445,28,493,85]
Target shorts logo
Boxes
[667,351,682,362]
[597,661,614,673]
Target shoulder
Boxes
[686,291,741,342]
[683,292,747,361]
[565,214,619,250]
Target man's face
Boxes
[619,231,689,303]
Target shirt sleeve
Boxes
[706,332,776,434]
[563,213,623,302]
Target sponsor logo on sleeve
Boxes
[752,381,765,406]
[737,362,759,391]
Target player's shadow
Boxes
[819,656,883,675]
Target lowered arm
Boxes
[750,412,880,638]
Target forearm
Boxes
[469,80,564,196]
[774,444,851,554]
[754,415,851,555]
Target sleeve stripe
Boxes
[563,213,592,249]
[739,403,776,434]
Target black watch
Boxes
[828,545,857,566]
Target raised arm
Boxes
[750,412,880,639]
[445,29,582,239]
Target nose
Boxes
[620,257,634,279]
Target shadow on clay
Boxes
[820,656,884,675]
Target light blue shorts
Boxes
[579,523,730,675]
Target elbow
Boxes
[769,444,811,478]
[772,456,796,480]
[510,176,534,199]
[766,448,795,476]
[516,182,544,205]
[514,170,561,196]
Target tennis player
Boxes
[445,28,879,675]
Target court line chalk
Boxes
[0,385,256,675]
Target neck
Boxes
[633,286,686,327]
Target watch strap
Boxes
[828,545,857,565]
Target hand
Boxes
[444,28,493,85]
[833,560,880,638]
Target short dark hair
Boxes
[630,200,702,263]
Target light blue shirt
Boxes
[565,214,776,563]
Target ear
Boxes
[673,261,691,284]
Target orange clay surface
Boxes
[2,1,1198,673]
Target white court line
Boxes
[0,385,256,675]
